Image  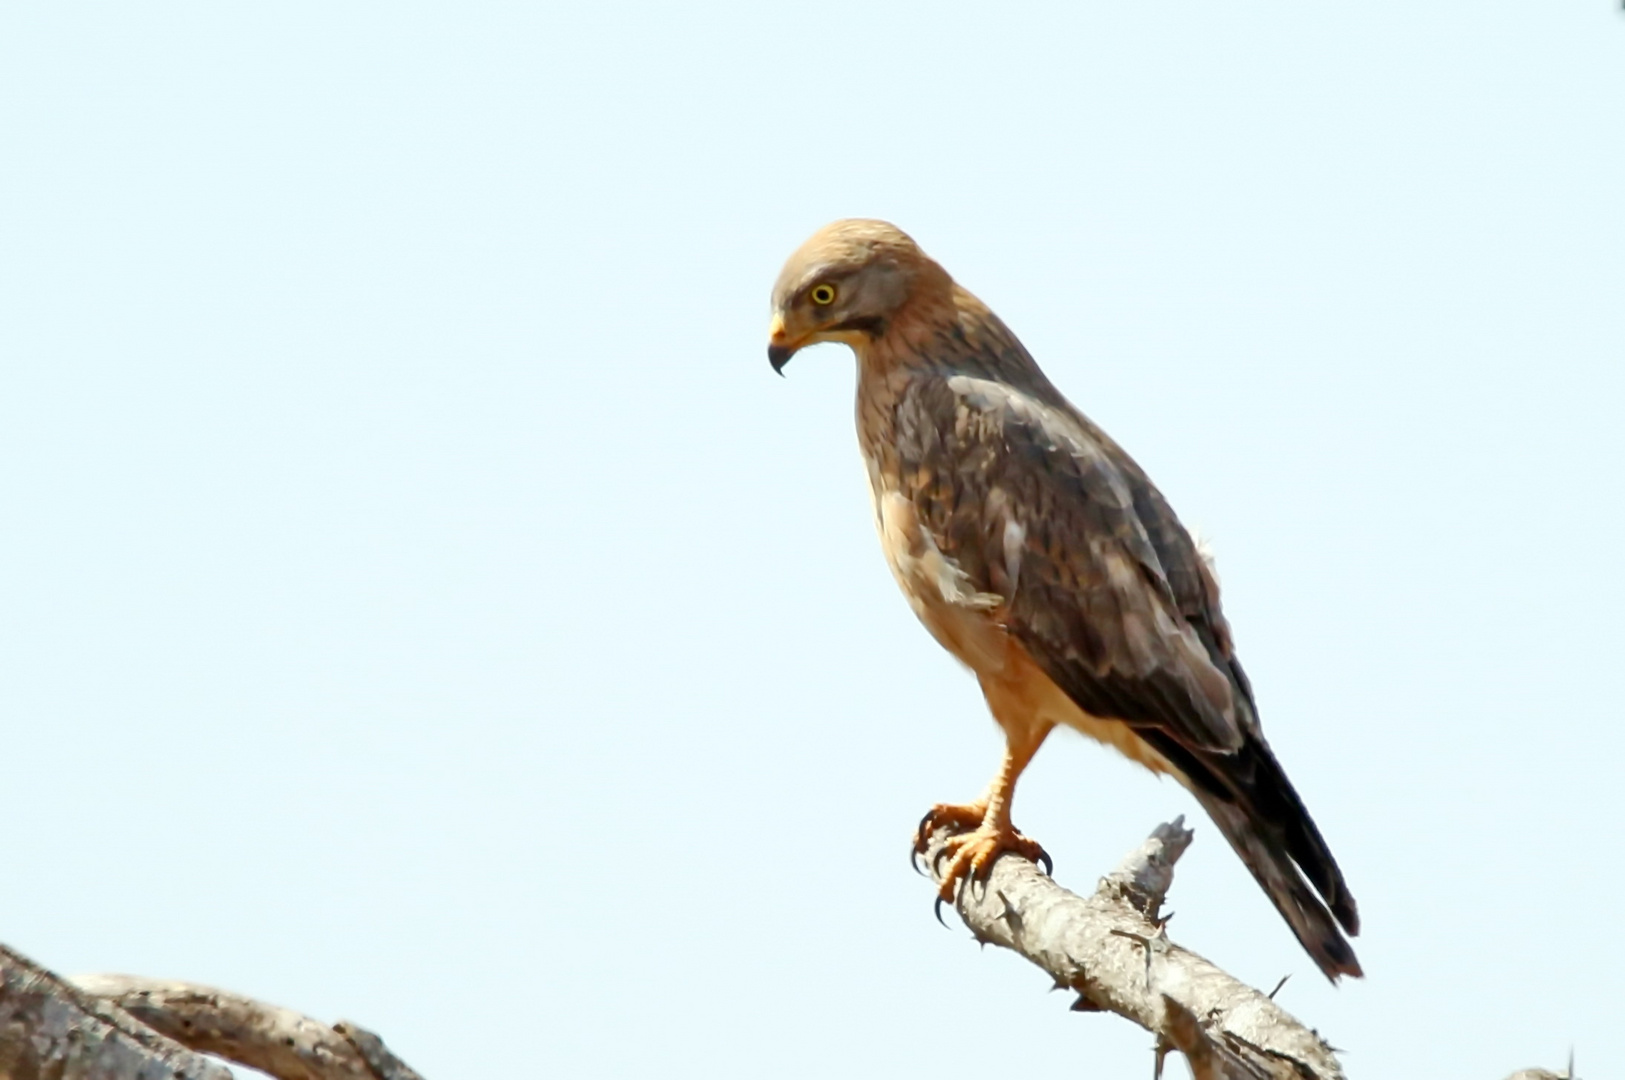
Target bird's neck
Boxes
[857,284,1051,393]
[853,283,1054,471]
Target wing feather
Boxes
[895,375,1242,753]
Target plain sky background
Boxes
[2,3,1622,1077]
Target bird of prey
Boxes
[767,219,1361,980]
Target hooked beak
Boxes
[767,312,798,376]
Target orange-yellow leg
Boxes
[913,723,1054,902]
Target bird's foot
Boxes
[913,800,988,850]
[913,800,1051,900]
[910,800,987,877]
[931,822,1050,901]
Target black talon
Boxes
[934,894,951,928]
[914,809,936,846]
[910,846,926,876]
[1037,849,1053,877]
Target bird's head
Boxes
[766,219,945,374]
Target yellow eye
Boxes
[809,283,837,306]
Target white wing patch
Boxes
[983,485,1026,598]
[864,451,1009,673]
[1001,517,1026,596]
[878,490,1000,611]
[1192,529,1221,585]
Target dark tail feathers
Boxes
[1142,728,1361,980]
[1190,783,1362,981]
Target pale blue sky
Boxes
[2,3,1622,1077]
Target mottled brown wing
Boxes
[893,374,1361,977]
[893,374,1245,754]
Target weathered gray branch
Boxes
[0,943,423,1080]
[922,818,1346,1080]
[70,975,423,1080]
[924,819,1579,1080]
[0,943,230,1080]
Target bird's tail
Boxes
[1186,736,1362,981]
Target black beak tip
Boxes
[767,343,794,375]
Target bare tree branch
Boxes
[70,975,407,1080]
[0,943,425,1080]
[330,1021,425,1080]
[921,818,1346,1080]
[0,943,230,1080]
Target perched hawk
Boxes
[767,219,1361,980]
